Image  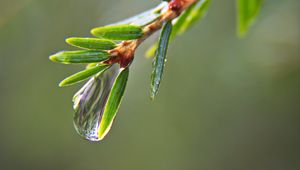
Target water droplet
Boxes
[73,65,120,141]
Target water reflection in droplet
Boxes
[73,65,120,141]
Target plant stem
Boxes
[106,0,197,68]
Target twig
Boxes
[105,0,197,68]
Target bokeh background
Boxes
[0,0,299,169]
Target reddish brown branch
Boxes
[105,0,197,68]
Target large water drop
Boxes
[73,65,120,141]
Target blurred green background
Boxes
[0,0,299,169]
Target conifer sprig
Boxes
[49,0,263,141]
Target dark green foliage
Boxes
[150,21,173,99]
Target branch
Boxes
[105,0,197,68]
